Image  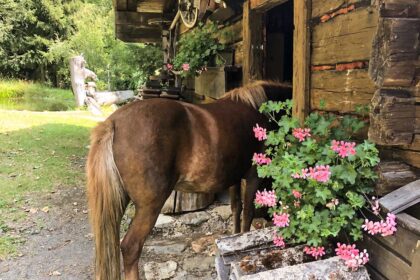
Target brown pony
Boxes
[86,80,292,280]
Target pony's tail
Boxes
[87,119,125,280]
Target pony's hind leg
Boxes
[120,189,170,280]
[229,182,242,234]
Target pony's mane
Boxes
[221,80,280,109]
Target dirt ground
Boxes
[0,183,234,280]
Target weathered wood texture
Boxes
[379,180,420,214]
[375,161,417,196]
[250,0,288,12]
[368,89,415,145]
[361,235,411,280]
[359,212,420,280]
[160,191,214,214]
[233,42,244,66]
[311,0,365,18]
[292,0,311,121]
[369,18,420,87]
[194,67,226,99]
[311,8,378,65]
[401,134,420,151]
[378,0,420,18]
[392,150,420,169]
[242,0,264,84]
[310,69,375,113]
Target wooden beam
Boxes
[311,8,378,65]
[242,0,264,84]
[292,0,311,121]
[369,18,420,87]
[250,0,288,12]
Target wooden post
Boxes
[69,56,87,107]
[242,0,264,84]
[292,0,311,121]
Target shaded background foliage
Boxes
[0,0,162,90]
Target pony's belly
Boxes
[174,180,225,193]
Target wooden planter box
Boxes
[359,212,420,280]
[194,66,242,100]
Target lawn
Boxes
[0,82,104,258]
[0,80,76,111]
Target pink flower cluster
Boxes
[335,243,360,261]
[292,165,331,183]
[273,234,285,248]
[273,212,290,228]
[292,189,302,199]
[182,63,190,71]
[253,124,267,141]
[255,189,277,207]
[344,250,369,271]
[166,63,173,70]
[331,140,356,158]
[293,128,311,142]
[253,153,272,165]
[362,213,397,236]
[304,246,325,260]
[336,243,369,270]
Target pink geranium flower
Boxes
[255,189,277,207]
[291,165,331,183]
[182,63,190,71]
[273,234,285,248]
[292,128,311,142]
[253,124,267,141]
[331,140,357,158]
[362,213,397,236]
[292,189,302,199]
[304,246,325,260]
[335,243,359,261]
[344,250,369,271]
[166,63,173,70]
[273,212,290,228]
[253,153,272,165]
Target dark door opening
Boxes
[265,1,294,83]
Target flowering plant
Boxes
[252,100,395,270]
[171,22,224,77]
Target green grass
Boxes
[0,80,76,111]
[0,109,101,259]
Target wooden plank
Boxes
[311,89,372,113]
[311,8,378,65]
[369,18,420,87]
[311,0,363,18]
[379,0,420,18]
[292,0,311,121]
[250,0,288,12]
[410,241,420,279]
[242,0,264,84]
[401,134,420,151]
[311,69,375,94]
[393,150,420,169]
[379,180,420,214]
[366,265,388,280]
[360,235,411,280]
[369,89,416,145]
[219,20,243,45]
[310,69,375,112]
[375,161,417,196]
[371,216,420,264]
[115,0,127,11]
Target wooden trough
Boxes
[361,180,420,280]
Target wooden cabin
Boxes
[114,0,420,278]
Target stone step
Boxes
[234,256,370,280]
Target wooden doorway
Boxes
[265,1,294,83]
[243,0,310,120]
